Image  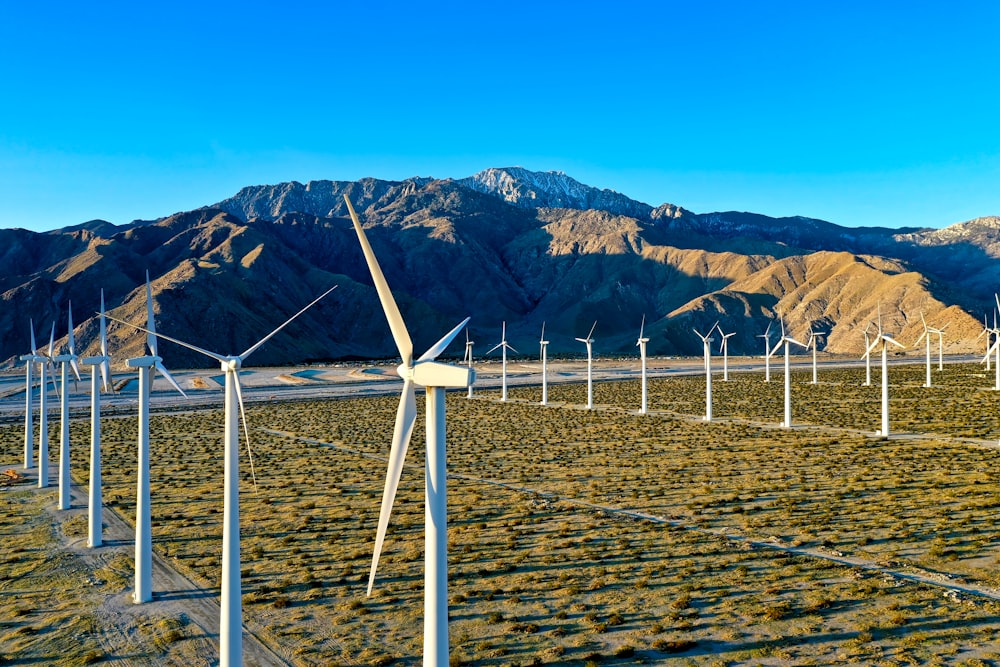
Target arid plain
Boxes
[4,358,1000,666]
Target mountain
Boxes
[1,167,995,368]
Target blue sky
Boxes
[1,1,998,232]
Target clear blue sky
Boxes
[2,1,998,232]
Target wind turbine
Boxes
[865,308,905,437]
[539,323,550,406]
[806,327,824,385]
[933,322,948,371]
[757,322,773,382]
[114,286,336,665]
[486,322,516,401]
[122,273,187,604]
[773,318,808,428]
[984,299,1000,391]
[36,322,59,489]
[979,313,991,371]
[636,316,650,414]
[81,290,112,548]
[717,326,735,382]
[861,321,874,387]
[346,195,474,667]
[54,302,84,511]
[575,321,597,409]
[463,329,474,399]
[693,323,717,421]
[19,320,43,471]
[914,313,936,388]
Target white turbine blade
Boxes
[418,316,470,362]
[146,272,158,357]
[769,339,783,357]
[99,291,110,392]
[575,337,587,344]
[344,196,413,367]
[692,328,705,340]
[233,373,259,496]
[939,322,950,332]
[914,331,926,345]
[764,321,772,337]
[154,360,187,398]
[638,315,645,341]
[106,314,229,365]
[67,302,82,383]
[505,342,519,355]
[240,285,338,360]
[48,322,55,357]
[984,339,1000,362]
[540,321,546,343]
[587,321,597,341]
[995,293,1000,315]
[883,334,905,349]
[30,319,37,354]
[486,342,503,355]
[787,336,808,349]
[920,312,927,330]
[865,337,880,357]
[368,380,418,596]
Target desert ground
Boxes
[4,355,1000,665]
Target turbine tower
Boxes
[636,316,650,414]
[36,322,59,489]
[19,320,43,471]
[915,313,935,388]
[718,327,735,382]
[122,273,187,604]
[773,319,808,428]
[757,322,773,382]
[539,323,550,406]
[693,323,717,422]
[116,286,336,666]
[55,302,83,511]
[979,313,991,371]
[575,321,597,410]
[346,195,474,667]
[80,290,112,548]
[806,327,824,385]
[463,329,474,399]
[861,322,874,386]
[486,322,516,401]
[864,309,904,437]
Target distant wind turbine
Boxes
[486,322,517,401]
[575,321,597,410]
[806,327,825,385]
[36,322,59,489]
[463,329,474,399]
[717,326,735,382]
[865,307,905,437]
[694,323,717,421]
[636,316,650,414]
[914,313,938,388]
[757,322,773,382]
[115,284,336,666]
[979,313,991,371]
[81,290,112,547]
[539,323,550,406]
[346,195,474,667]
[54,302,83,511]
[861,321,874,387]
[773,318,808,428]
[19,320,43,471]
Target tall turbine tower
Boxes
[934,322,948,371]
[115,286,336,666]
[463,329,474,399]
[539,323,550,406]
[19,320,43,471]
[773,319,807,428]
[806,327,824,385]
[915,313,935,388]
[123,273,187,604]
[861,322,874,386]
[757,322,773,382]
[575,321,597,410]
[346,196,474,667]
[486,322,516,401]
[55,302,83,511]
[37,323,59,489]
[81,290,111,548]
[636,316,650,414]
[865,311,904,437]
[693,324,717,422]
[718,326,735,382]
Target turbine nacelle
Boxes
[126,355,163,369]
[400,360,475,388]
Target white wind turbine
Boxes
[463,329,474,399]
[36,323,59,489]
[773,318,808,428]
[539,322,550,406]
[933,321,948,371]
[914,313,937,388]
[54,303,82,510]
[757,322,773,382]
[861,321,874,386]
[636,316,650,414]
[979,313,991,371]
[806,327,825,385]
[81,290,112,548]
[865,308,905,437]
[114,285,336,666]
[576,321,597,409]
[693,323,717,421]
[984,299,1000,391]
[717,326,735,382]
[346,195,474,667]
[19,320,43,471]
[122,273,187,604]
[486,322,517,401]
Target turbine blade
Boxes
[368,380,418,596]
[106,314,229,365]
[239,285,338,360]
[769,340,783,357]
[865,337,880,357]
[30,318,37,354]
[788,337,808,349]
[146,271,157,357]
[914,331,926,345]
[587,321,597,340]
[486,342,503,355]
[540,321,546,342]
[506,342,519,355]
[233,373,258,496]
[99,291,110,392]
[418,317,470,362]
[154,360,187,398]
[884,335,905,349]
[638,314,645,341]
[48,322,55,357]
[345,196,413,367]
